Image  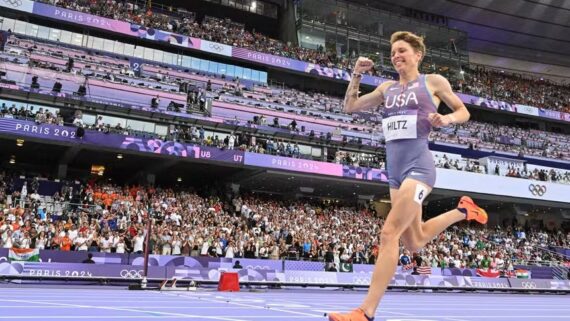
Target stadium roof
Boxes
[356,0,570,67]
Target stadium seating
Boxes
[0,173,568,269]
[2,34,569,167]
[35,0,570,113]
[0,0,567,279]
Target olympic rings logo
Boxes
[120,269,143,278]
[3,0,22,7]
[352,276,371,285]
[521,281,537,289]
[208,43,225,52]
[528,184,547,196]
[245,265,271,270]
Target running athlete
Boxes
[328,31,488,321]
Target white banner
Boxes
[0,0,34,13]
[435,168,570,203]
[515,104,539,116]
[482,156,525,175]
[200,40,232,57]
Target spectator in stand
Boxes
[0,172,568,268]
[35,1,570,114]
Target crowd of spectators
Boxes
[255,87,345,113]
[41,1,352,71]
[1,0,564,275]
[6,31,570,163]
[503,166,570,184]
[0,173,568,271]
[39,0,570,114]
[169,122,570,185]
[2,98,569,186]
[431,121,570,161]
[1,103,64,126]
[41,0,196,33]
[0,103,162,139]
[457,65,570,113]
[434,153,570,185]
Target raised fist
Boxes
[354,57,374,73]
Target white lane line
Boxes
[0,317,324,319]
[0,295,157,298]
[314,302,416,316]
[0,299,185,303]
[161,292,323,318]
[0,299,245,321]
[382,308,570,311]
[301,302,430,321]
[227,298,567,303]
[312,301,468,321]
[279,302,570,307]
[0,312,562,319]
[0,317,166,319]
[0,306,274,309]
[376,317,570,319]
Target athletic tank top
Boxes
[381,74,438,142]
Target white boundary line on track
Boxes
[2,289,567,321]
[0,299,194,303]
[0,317,569,320]
[161,292,324,318]
[0,317,327,319]
[169,292,469,321]
[0,306,288,309]
[313,301,469,321]
[0,299,245,321]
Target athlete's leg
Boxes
[360,178,430,316]
[328,178,428,321]
[400,207,464,252]
[401,195,488,252]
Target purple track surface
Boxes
[0,285,568,321]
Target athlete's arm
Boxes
[343,57,391,113]
[343,80,391,113]
[427,74,470,127]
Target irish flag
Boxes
[9,248,40,262]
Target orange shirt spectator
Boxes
[11,222,20,231]
[60,235,72,251]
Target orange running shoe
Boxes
[458,196,488,224]
[328,308,374,321]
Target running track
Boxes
[0,286,568,320]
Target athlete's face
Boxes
[391,40,422,73]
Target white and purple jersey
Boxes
[381,74,438,189]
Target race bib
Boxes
[382,112,418,141]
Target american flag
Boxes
[408,82,420,90]
[417,266,432,275]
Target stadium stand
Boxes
[0,33,568,164]
[30,0,570,115]
[1,173,568,269]
[0,3,569,319]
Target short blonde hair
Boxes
[390,31,426,61]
